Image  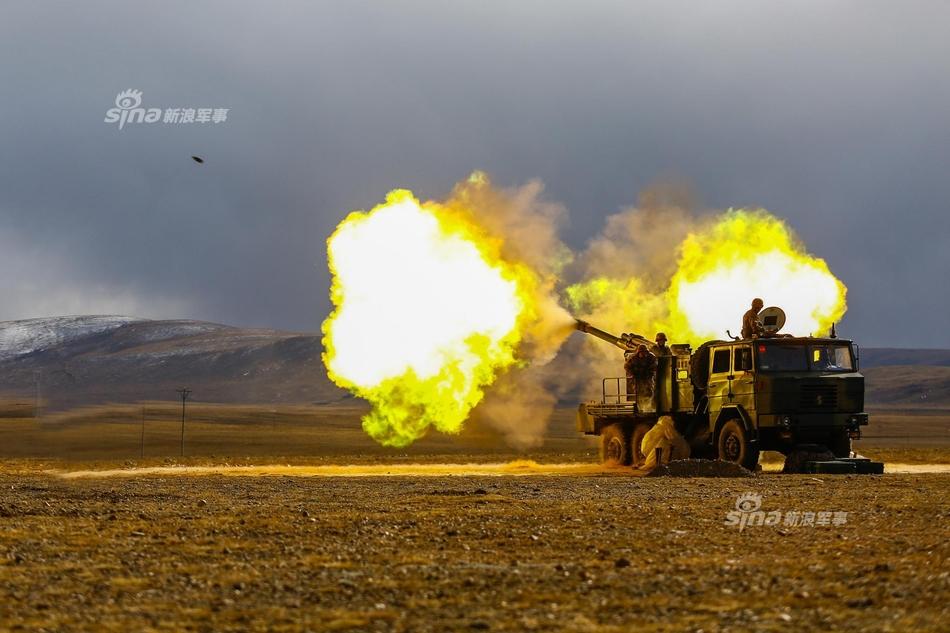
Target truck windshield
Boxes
[756,344,807,371]
[756,343,854,372]
[809,344,854,371]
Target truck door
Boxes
[707,347,733,419]
[732,345,755,414]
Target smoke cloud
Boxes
[460,177,848,449]
[442,174,575,449]
[552,181,708,397]
[323,172,848,449]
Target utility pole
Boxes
[140,406,146,459]
[176,388,192,457]
[33,370,41,423]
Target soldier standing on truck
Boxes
[624,344,657,404]
[651,332,672,356]
[741,298,765,339]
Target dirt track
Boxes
[1,469,947,632]
[46,461,950,480]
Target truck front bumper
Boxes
[759,412,869,442]
[759,412,868,428]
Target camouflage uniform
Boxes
[741,308,763,339]
[624,346,657,402]
[651,333,673,357]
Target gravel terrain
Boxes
[1,469,947,632]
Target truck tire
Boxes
[828,430,852,458]
[630,422,651,468]
[600,423,631,466]
[716,418,759,470]
[783,444,834,473]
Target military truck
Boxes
[575,313,870,470]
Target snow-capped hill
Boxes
[0,315,145,360]
[0,316,342,407]
[108,320,231,347]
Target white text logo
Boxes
[104,90,229,130]
[724,492,848,531]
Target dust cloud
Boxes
[444,174,576,448]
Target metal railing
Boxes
[602,377,632,404]
[591,377,639,415]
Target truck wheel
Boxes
[630,423,651,467]
[783,445,834,473]
[600,424,631,466]
[828,430,852,458]
[717,419,759,470]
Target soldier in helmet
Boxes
[624,344,657,404]
[651,332,673,356]
[741,298,765,339]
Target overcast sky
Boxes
[1,1,948,347]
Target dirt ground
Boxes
[1,407,948,631]
[1,404,948,464]
[0,466,948,632]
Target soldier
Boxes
[651,332,673,356]
[624,344,657,403]
[741,298,765,339]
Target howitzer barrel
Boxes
[574,319,648,351]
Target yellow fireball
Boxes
[322,190,537,447]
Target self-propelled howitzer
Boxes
[572,316,875,473]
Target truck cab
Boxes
[576,327,870,470]
[699,337,867,468]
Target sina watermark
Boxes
[104,89,229,130]
[724,493,848,532]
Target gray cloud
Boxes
[0,1,948,346]
[0,225,189,319]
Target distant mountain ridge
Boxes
[859,348,950,368]
[0,316,946,410]
[0,316,343,408]
[0,315,143,361]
